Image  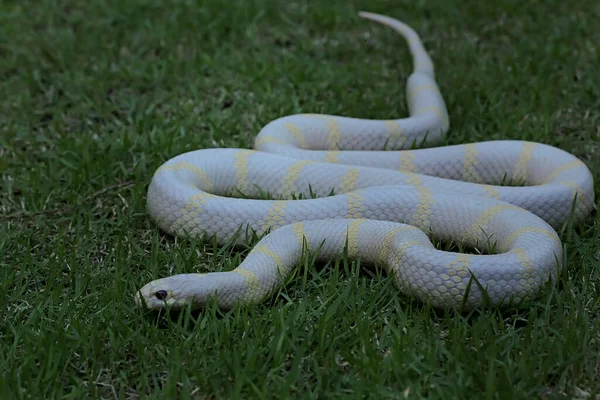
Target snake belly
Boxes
[135,11,595,311]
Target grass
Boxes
[1,0,599,398]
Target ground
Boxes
[1,0,599,398]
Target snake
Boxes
[135,11,595,312]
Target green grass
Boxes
[1,0,599,398]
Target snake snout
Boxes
[135,279,176,310]
[136,274,211,310]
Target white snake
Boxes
[135,12,595,312]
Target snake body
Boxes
[135,12,595,311]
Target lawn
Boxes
[1,0,599,398]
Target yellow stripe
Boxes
[480,184,501,199]
[557,181,585,202]
[339,168,360,193]
[292,222,307,249]
[173,192,218,232]
[156,162,213,191]
[411,187,434,228]
[463,143,482,182]
[512,248,536,293]
[260,201,287,233]
[414,106,448,127]
[513,248,534,275]
[346,220,365,259]
[406,173,422,187]
[186,192,218,208]
[513,142,537,182]
[389,240,422,283]
[324,151,339,163]
[284,123,307,149]
[280,160,315,196]
[466,204,519,241]
[254,135,285,147]
[445,254,471,278]
[543,160,581,183]
[233,151,251,194]
[233,269,261,298]
[384,120,405,149]
[399,151,417,172]
[558,181,580,191]
[415,106,443,117]
[378,225,412,265]
[253,244,284,268]
[439,254,471,295]
[408,84,438,99]
[324,117,342,150]
[173,208,193,234]
[346,192,365,218]
[505,226,561,247]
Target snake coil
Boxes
[136,12,595,311]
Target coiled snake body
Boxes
[136,12,595,311]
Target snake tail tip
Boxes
[357,11,377,20]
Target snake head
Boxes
[135,274,204,310]
[135,273,234,311]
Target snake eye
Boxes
[155,290,168,300]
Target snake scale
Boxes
[135,12,595,312]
